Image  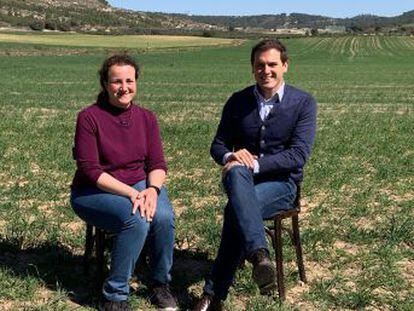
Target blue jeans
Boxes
[70,180,175,302]
[204,166,297,300]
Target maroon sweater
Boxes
[72,100,167,188]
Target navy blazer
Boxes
[210,84,317,183]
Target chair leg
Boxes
[84,224,94,274]
[292,215,307,283]
[274,216,285,301]
[95,228,106,287]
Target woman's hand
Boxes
[137,187,158,222]
[129,189,141,215]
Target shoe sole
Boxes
[252,262,276,293]
[157,307,178,311]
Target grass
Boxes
[0,35,413,310]
[0,32,240,49]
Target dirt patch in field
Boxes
[37,200,66,216]
[0,48,95,57]
[0,171,14,189]
[282,261,332,310]
[395,107,411,115]
[143,81,233,87]
[379,188,414,203]
[342,264,364,281]
[172,194,222,217]
[286,286,317,310]
[142,93,229,102]
[355,216,377,230]
[306,189,330,211]
[168,168,218,190]
[191,195,222,210]
[304,260,334,283]
[0,300,15,311]
[23,107,62,124]
[339,183,360,198]
[333,240,361,256]
[300,189,331,226]
[318,103,413,116]
[157,103,219,123]
[61,221,84,236]
[396,259,414,285]
[171,198,186,216]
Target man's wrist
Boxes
[223,152,233,165]
[253,159,260,174]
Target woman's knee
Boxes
[152,190,175,227]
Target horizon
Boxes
[107,0,413,18]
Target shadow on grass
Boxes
[133,246,213,309]
[172,248,213,308]
[0,240,212,309]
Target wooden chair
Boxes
[263,185,307,301]
[83,224,107,288]
[83,224,149,289]
[73,146,109,287]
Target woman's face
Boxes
[105,64,137,109]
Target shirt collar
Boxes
[254,82,285,104]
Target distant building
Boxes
[320,25,346,34]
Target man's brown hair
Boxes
[250,39,288,65]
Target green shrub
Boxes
[29,20,44,31]
[45,20,57,30]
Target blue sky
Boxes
[107,1,413,18]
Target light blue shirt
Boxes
[224,83,286,174]
[254,82,285,121]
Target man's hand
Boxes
[227,149,257,169]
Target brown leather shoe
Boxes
[250,248,276,294]
[192,294,223,311]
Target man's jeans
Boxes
[204,165,297,300]
[70,180,175,302]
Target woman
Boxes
[71,54,177,311]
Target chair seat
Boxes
[264,206,300,221]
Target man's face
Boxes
[253,48,288,98]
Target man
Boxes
[193,39,317,310]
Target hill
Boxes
[180,11,414,34]
[1,0,413,35]
[0,0,215,34]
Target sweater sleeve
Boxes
[145,113,167,173]
[210,94,236,165]
[257,94,317,174]
[74,111,104,184]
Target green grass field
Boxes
[0,34,413,310]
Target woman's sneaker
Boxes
[98,297,132,311]
[149,283,178,311]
